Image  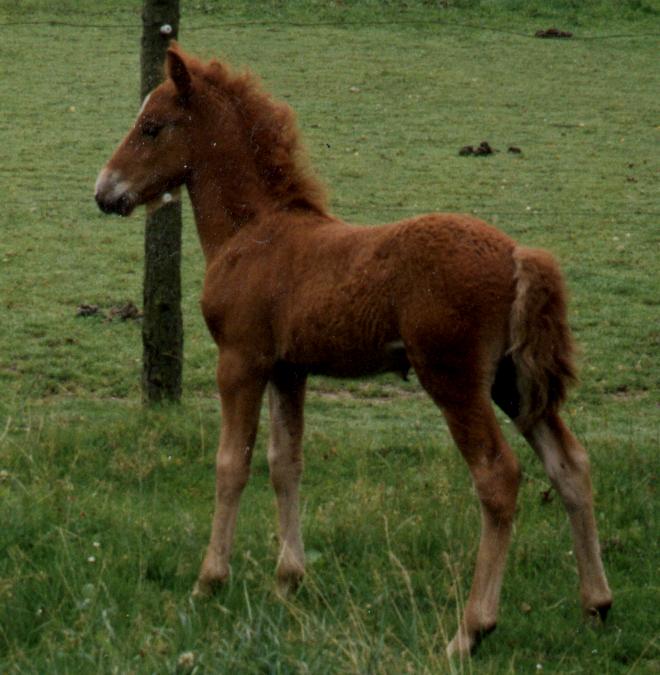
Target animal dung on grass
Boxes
[459,141,496,156]
[76,304,100,317]
[107,302,142,321]
[75,302,142,321]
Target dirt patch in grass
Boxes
[312,385,424,405]
[535,28,573,39]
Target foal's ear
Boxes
[167,45,193,99]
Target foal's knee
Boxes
[550,451,593,514]
[474,451,522,523]
[216,454,250,499]
[529,418,594,513]
[268,450,303,491]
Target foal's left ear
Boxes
[167,45,193,99]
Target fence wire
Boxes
[0,16,657,41]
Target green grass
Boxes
[1,1,658,672]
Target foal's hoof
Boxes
[191,580,213,599]
[446,629,472,659]
[586,600,612,624]
[275,566,304,596]
[446,624,496,658]
[191,573,228,599]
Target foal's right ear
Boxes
[167,45,193,100]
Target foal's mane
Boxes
[181,51,328,214]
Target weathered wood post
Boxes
[140,0,182,403]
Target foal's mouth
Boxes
[95,192,136,217]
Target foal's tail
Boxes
[507,246,577,431]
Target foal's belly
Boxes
[292,339,411,380]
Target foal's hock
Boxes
[95,44,612,656]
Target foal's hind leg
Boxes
[194,352,267,596]
[523,413,612,618]
[416,365,522,656]
[267,368,307,591]
[441,398,522,656]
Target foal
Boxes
[95,44,612,656]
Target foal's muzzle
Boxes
[94,168,136,217]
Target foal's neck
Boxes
[186,166,330,265]
[186,164,271,264]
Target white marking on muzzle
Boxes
[94,167,114,196]
[95,167,133,201]
[94,167,136,216]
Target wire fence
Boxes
[0,16,657,40]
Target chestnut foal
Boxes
[95,44,611,656]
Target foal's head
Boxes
[95,45,203,216]
[95,44,326,217]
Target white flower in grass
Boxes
[87,555,96,563]
[177,651,196,672]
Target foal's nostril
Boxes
[115,194,134,216]
[95,192,111,213]
[95,193,114,215]
[95,191,133,216]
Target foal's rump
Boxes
[359,215,577,431]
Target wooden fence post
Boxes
[140,0,182,404]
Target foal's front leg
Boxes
[194,353,267,596]
[267,368,307,591]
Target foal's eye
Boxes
[142,121,162,139]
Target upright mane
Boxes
[179,51,328,214]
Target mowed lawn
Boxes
[1,1,658,672]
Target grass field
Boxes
[1,1,658,672]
